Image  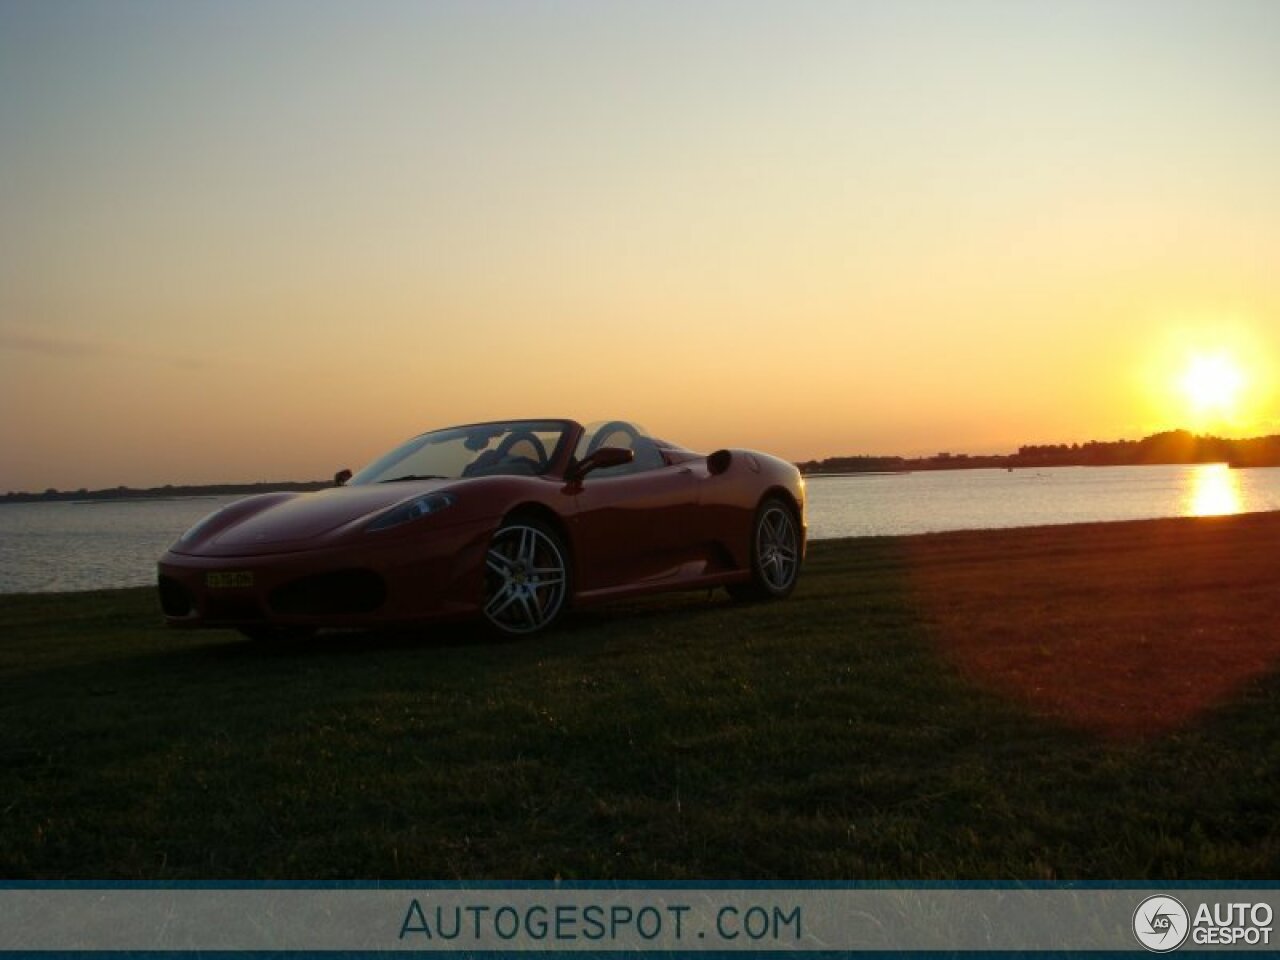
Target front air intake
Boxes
[158,575,193,617]
[268,570,386,617]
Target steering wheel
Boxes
[585,420,641,455]
[494,430,549,471]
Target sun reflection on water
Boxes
[1187,462,1244,517]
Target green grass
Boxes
[2,528,1278,879]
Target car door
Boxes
[569,462,702,594]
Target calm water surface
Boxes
[2,464,1279,594]
[0,496,241,595]
[806,463,1280,539]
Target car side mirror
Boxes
[566,446,633,482]
[334,468,352,487]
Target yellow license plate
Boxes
[206,571,254,589]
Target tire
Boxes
[728,497,801,601]
[482,517,570,636]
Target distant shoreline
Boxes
[68,495,223,505]
[798,429,1280,476]
[805,470,913,478]
[7,428,1280,502]
[0,481,329,506]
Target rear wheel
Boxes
[482,518,570,635]
[729,497,801,601]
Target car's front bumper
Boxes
[157,517,496,630]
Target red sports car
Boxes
[158,419,805,638]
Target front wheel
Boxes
[728,497,801,601]
[482,518,570,635]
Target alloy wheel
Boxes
[756,503,799,594]
[483,523,568,635]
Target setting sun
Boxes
[1181,353,1245,417]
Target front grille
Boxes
[268,569,386,617]
[203,595,267,622]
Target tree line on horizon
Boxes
[799,429,1280,475]
[7,430,1280,500]
[0,480,331,505]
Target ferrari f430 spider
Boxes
[158,419,805,637]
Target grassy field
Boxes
[3,513,1279,880]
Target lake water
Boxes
[2,463,1279,594]
[805,462,1280,538]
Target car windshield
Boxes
[349,421,572,485]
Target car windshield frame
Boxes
[348,420,577,485]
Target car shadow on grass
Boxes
[183,586,768,660]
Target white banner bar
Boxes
[2,887,1276,952]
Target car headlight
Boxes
[367,492,456,531]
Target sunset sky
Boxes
[2,0,1278,491]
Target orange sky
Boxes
[2,1,1278,491]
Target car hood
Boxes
[177,481,456,556]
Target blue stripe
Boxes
[0,953,1238,960]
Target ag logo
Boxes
[1133,895,1190,952]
